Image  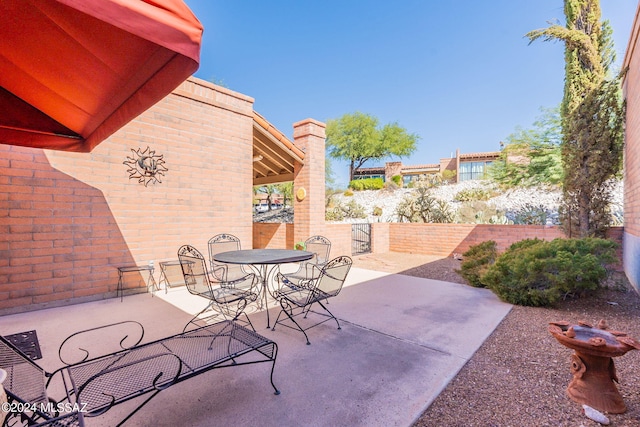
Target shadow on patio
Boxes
[0,266,511,426]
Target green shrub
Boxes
[441,170,456,183]
[349,178,384,191]
[457,241,497,287]
[391,175,402,185]
[480,238,618,307]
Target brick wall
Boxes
[255,222,623,264]
[388,223,566,256]
[253,223,293,249]
[1,77,256,314]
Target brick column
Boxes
[293,118,326,246]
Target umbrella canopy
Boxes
[0,0,203,152]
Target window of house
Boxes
[402,175,420,185]
[354,174,384,181]
[459,161,493,181]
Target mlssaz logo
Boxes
[123,146,168,186]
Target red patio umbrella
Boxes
[0,0,203,152]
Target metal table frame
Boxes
[213,249,314,328]
[116,264,157,302]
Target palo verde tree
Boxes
[527,0,625,237]
[326,112,419,182]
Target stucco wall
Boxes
[623,5,640,292]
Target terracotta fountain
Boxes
[549,319,640,413]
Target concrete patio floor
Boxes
[0,266,512,426]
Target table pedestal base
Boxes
[567,352,626,414]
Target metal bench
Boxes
[0,320,279,427]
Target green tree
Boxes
[276,182,293,207]
[325,153,337,190]
[254,184,278,211]
[489,106,563,187]
[326,112,419,182]
[527,0,625,237]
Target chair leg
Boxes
[183,301,217,333]
[316,299,341,330]
[273,300,311,345]
[241,312,256,332]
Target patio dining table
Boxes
[213,249,314,328]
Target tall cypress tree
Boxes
[527,0,625,237]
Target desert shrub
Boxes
[454,188,492,202]
[372,206,383,216]
[325,208,344,221]
[343,189,354,197]
[395,186,454,223]
[510,204,549,225]
[325,199,366,221]
[349,178,384,191]
[457,241,497,287]
[480,238,618,307]
[456,201,511,224]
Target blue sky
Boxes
[185,1,637,187]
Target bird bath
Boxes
[549,320,640,413]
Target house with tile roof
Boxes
[353,149,500,185]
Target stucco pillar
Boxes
[385,161,403,186]
[293,118,326,246]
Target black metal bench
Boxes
[0,320,279,427]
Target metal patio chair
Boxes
[207,233,252,281]
[0,337,85,427]
[271,255,352,345]
[178,244,259,332]
[277,235,332,288]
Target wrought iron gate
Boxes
[351,223,371,255]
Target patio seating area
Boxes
[1,320,278,427]
[0,265,511,426]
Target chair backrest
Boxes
[0,336,48,407]
[208,234,241,265]
[305,235,331,266]
[208,234,248,279]
[178,245,213,298]
[313,256,352,298]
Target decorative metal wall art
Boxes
[123,147,168,186]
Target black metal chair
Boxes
[277,235,332,287]
[178,244,259,332]
[0,338,85,427]
[0,320,280,427]
[207,233,252,281]
[271,256,352,345]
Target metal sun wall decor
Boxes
[123,146,168,186]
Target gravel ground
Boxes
[352,253,640,427]
[327,180,623,225]
[254,180,624,226]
